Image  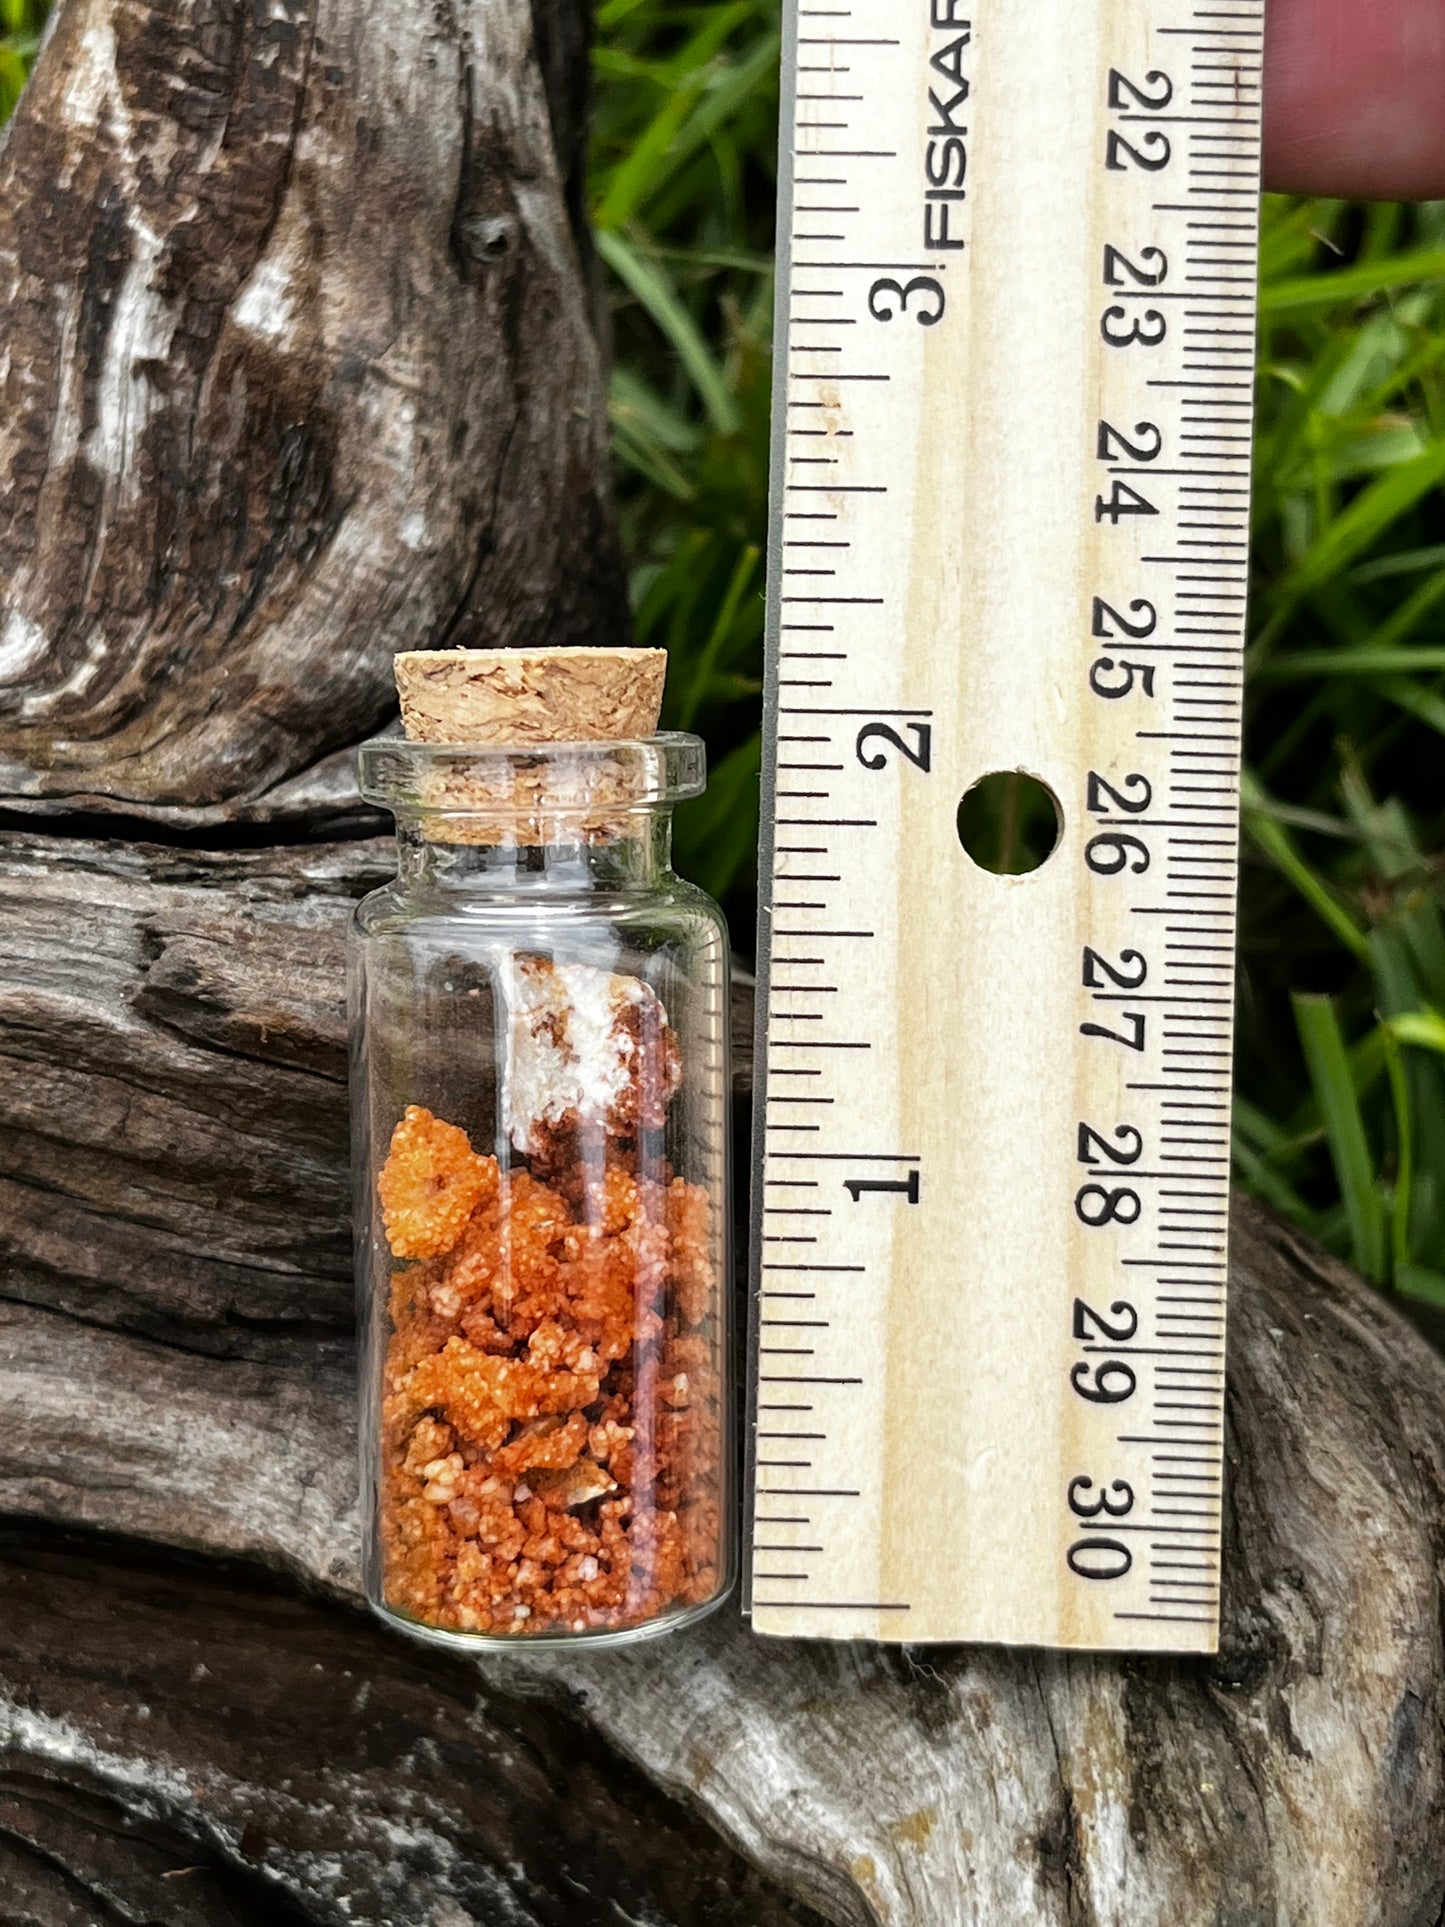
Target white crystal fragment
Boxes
[495,954,677,1157]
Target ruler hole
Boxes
[957,771,1063,876]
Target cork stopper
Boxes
[386,647,674,844]
[394,647,667,747]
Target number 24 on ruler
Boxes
[747,0,1260,1649]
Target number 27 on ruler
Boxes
[747,0,1262,1649]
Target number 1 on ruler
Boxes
[746,0,1262,1651]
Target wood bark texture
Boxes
[0,0,628,814]
[0,832,1442,1925]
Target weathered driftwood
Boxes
[0,0,627,814]
[0,833,383,1352]
[2,831,1445,1924]
[0,1530,832,1927]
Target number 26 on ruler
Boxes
[1064,54,1177,1592]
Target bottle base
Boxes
[366,1582,734,1655]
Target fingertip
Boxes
[1263,0,1445,199]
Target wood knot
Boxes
[457,213,518,267]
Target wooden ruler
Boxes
[746,0,1263,1651]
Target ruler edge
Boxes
[742,1,1261,1644]
[741,0,802,1623]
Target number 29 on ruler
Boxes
[746,0,1262,1649]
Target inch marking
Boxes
[749,0,1257,1651]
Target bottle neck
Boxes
[394,809,674,892]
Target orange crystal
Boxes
[378,1106,499,1260]
[376,1106,722,1637]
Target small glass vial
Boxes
[349,655,731,1650]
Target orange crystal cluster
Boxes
[376,1104,722,1636]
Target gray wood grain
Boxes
[0,0,628,815]
[0,1528,832,1927]
[0,833,386,1354]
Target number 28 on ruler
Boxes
[748,0,1262,1649]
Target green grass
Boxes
[1237,196,1445,1303]
[590,3,1445,1300]
[590,0,780,905]
[0,0,44,116]
[5,3,1445,1295]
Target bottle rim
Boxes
[357,731,707,816]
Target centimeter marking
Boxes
[746,0,1262,1651]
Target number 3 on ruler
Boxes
[868,276,946,325]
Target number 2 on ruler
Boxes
[749,0,1258,1648]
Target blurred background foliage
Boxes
[5,0,1445,1300]
[0,0,43,116]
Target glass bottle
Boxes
[349,734,732,1648]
